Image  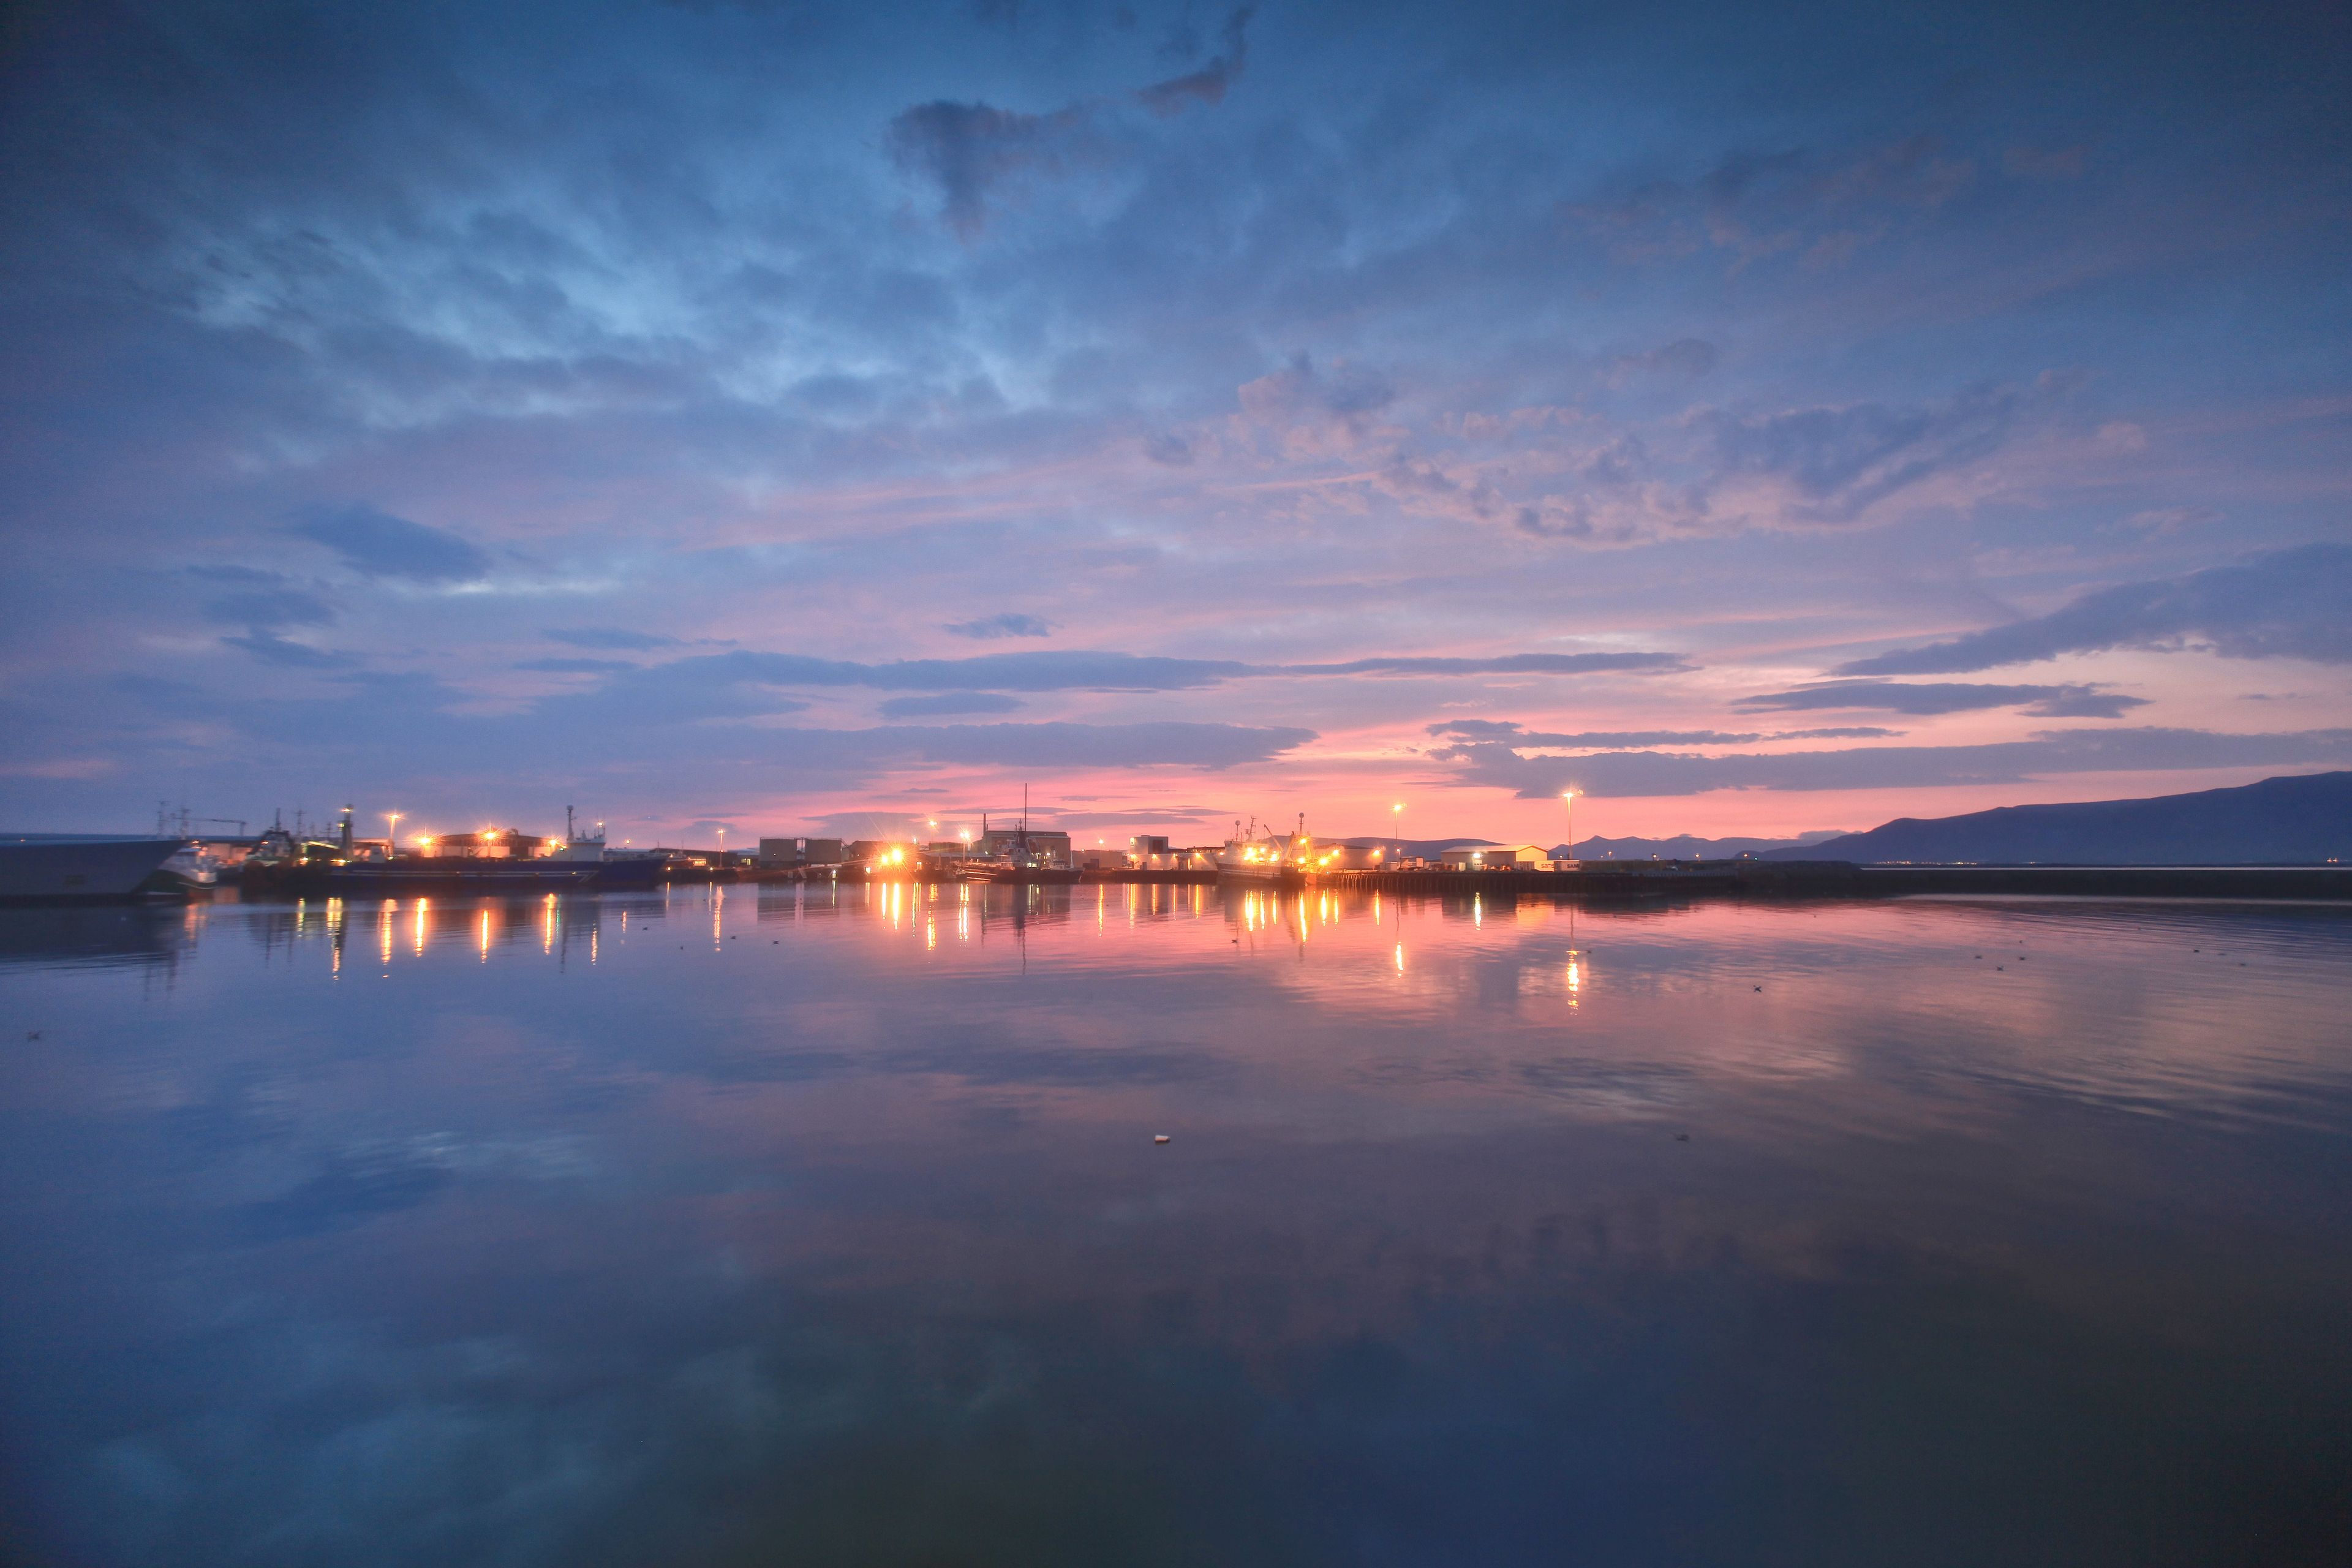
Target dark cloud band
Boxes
[1438,728,2352,799]
[1839,545,2352,675]
[1735,680,2146,718]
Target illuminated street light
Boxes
[1560,788,1578,863]
[385,811,402,853]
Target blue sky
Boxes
[1,0,2346,844]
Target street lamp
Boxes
[1392,802,1404,862]
[1560,789,1577,862]
[385,811,402,854]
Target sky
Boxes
[1,0,2347,848]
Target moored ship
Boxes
[1216,815,1310,888]
[0,835,189,902]
[956,794,1080,884]
[244,807,660,894]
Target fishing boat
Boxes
[1216,815,1309,887]
[958,852,1081,886]
[957,792,1080,884]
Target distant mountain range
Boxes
[1759,771,2352,865]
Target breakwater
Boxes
[1312,862,2352,901]
[786,861,2352,901]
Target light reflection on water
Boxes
[2,887,2351,1566]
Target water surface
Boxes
[2,884,2350,1566]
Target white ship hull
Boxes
[0,837,187,901]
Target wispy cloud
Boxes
[1735,680,2147,718]
[290,505,489,585]
[1428,721,1766,747]
[540,647,1689,700]
[545,628,683,652]
[201,587,335,628]
[944,613,1055,640]
[1839,545,2352,674]
[879,692,1026,717]
[1282,654,1687,678]
[1133,7,1252,116]
[1439,728,2352,798]
[886,7,1251,238]
[222,631,359,669]
[885,98,1101,239]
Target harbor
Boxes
[11,802,2352,907]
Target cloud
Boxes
[1701,382,2023,524]
[545,628,682,651]
[540,647,1688,704]
[1838,545,2352,674]
[2118,507,2222,535]
[886,8,1248,237]
[1358,372,2067,549]
[879,692,1025,718]
[1280,653,1687,677]
[710,649,1250,692]
[1735,679,2147,718]
[1143,432,1193,466]
[290,505,490,584]
[223,631,358,669]
[870,720,1308,770]
[1427,721,1766,746]
[1133,7,1251,116]
[515,657,638,673]
[1567,136,1972,273]
[202,587,335,628]
[885,99,1098,239]
[2004,145,2087,180]
[1605,338,1719,385]
[1044,806,1228,828]
[1775,726,1902,739]
[1237,353,1396,451]
[944,613,1055,640]
[1437,727,2352,798]
[1242,356,1395,421]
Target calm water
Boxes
[2,884,2350,1567]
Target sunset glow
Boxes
[0,2,2343,845]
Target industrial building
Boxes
[758,837,843,867]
